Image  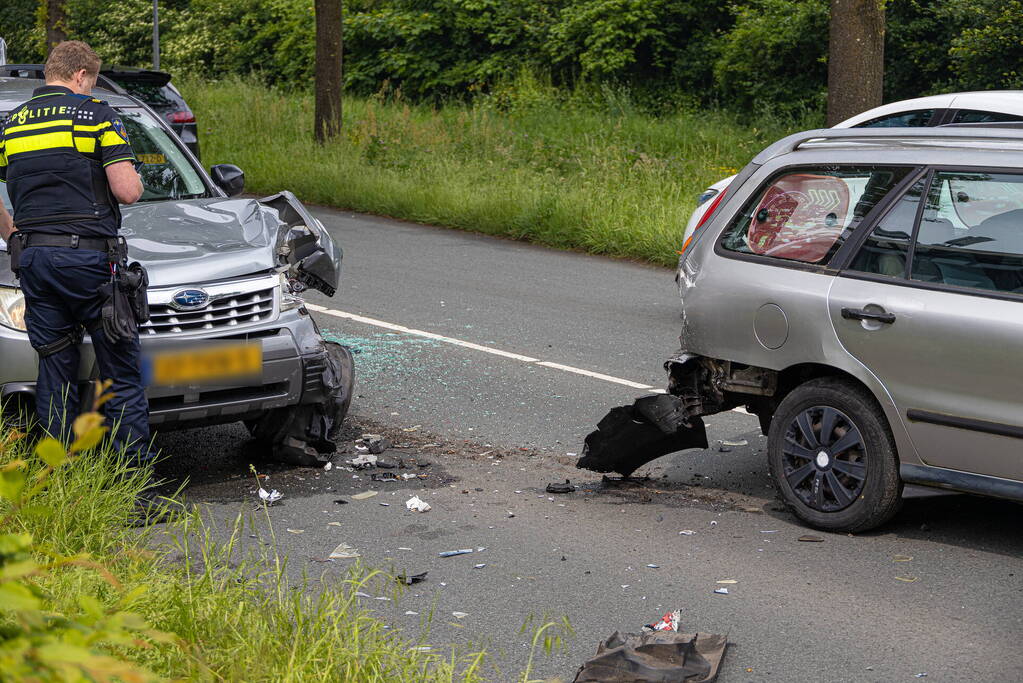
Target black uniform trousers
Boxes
[18,245,152,462]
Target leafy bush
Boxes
[712,0,828,115]
[0,411,172,681]
[949,0,1023,90]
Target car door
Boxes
[829,170,1023,481]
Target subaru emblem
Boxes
[170,288,210,311]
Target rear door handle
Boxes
[841,307,896,324]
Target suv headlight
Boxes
[0,287,26,331]
[279,273,303,312]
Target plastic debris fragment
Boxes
[642,609,681,633]
[678,530,696,536]
[258,488,283,505]
[329,543,360,559]
[406,495,432,512]
[798,535,824,542]
[397,572,428,585]
[546,480,575,494]
[439,549,473,557]
[716,579,737,584]
[451,612,468,619]
[474,563,486,569]
[713,587,729,595]
[352,491,378,500]
[349,454,378,469]
[895,576,918,583]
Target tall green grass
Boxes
[183,77,819,266]
[0,427,485,681]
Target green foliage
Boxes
[0,0,44,63]
[949,0,1023,89]
[712,0,828,115]
[0,420,168,683]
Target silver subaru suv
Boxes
[581,126,1023,532]
[0,77,353,464]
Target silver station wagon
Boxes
[581,126,1023,532]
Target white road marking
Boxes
[534,361,652,390]
[307,303,656,390]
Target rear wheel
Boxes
[767,378,902,532]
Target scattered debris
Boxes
[329,543,360,559]
[439,549,473,557]
[379,502,390,506]
[451,612,468,619]
[759,530,778,534]
[473,563,486,569]
[286,529,304,534]
[546,480,575,494]
[324,462,333,471]
[679,530,696,536]
[371,472,399,482]
[357,434,392,454]
[396,572,428,585]
[406,495,432,512]
[642,609,681,633]
[327,522,343,527]
[405,610,419,615]
[713,588,729,595]
[573,631,727,682]
[352,491,378,501]
[333,498,348,505]
[895,576,918,583]
[401,473,419,480]
[354,591,371,598]
[374,596,391,601]
[402,425,421,432]
[349,454,378,469]
[915,674,928,678]
[507,511,516,518]
[376,456,400,469]
[717,438,748,453]
[894,555,913,562]
[646,564,660,569]
[798,535,824,542]
[716,580,737,585]
[258,488,283,505]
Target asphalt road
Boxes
[155,208,1023,682]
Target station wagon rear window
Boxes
[720,166,913,265]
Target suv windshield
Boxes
[0,106,210,210]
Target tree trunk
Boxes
[44,0,68,53]
[827,0,885,126]
[314,0,343,143]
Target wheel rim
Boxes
[781,406,867,512]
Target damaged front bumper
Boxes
[578,353,773,476]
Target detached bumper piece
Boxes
[573,631,727,683]
[253,341,355,466]
[577,394,708,477]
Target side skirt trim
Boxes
[906,409,1023,440]
[900,463,1023,502]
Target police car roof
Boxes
[0,76,137,113]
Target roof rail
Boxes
[751,126,1023,165]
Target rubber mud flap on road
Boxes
[577,395,708,477]
[573,631,727,683]
[255,341,355,466]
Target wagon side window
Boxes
[720,166,912,265]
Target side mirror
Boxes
[210,164,244,197]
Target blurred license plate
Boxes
[149,342,262,386]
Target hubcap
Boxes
[781,406,867,512]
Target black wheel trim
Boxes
[781,406,867,512]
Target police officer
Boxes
[0,42,157,509]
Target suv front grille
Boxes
[142,285,276,336]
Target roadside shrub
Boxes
[712,0,828,115]
[949,0,1023,90]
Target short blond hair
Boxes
[44,41,102,82]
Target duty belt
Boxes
[19,232,127,262]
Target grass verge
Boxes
[183,77,818,267]
[0,421,486,681]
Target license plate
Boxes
[147,341,262,387]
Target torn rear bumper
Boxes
[577,394,708,477]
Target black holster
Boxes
[7,232,26,277]
[101,261,150,344]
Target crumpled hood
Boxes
[0,192,341,294]
[120,197,279,287]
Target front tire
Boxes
[767,378,902,532]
